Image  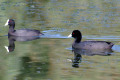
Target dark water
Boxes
[0,0,120,80]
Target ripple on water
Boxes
[41,29,68,38]
[85,35,120,40]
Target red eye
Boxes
[73,33,74,34]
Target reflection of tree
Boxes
[3,35,50,79]
[16,57,49,80]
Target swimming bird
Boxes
[68,30,114,50]
[5,19,43,36]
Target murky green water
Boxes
[0,0,120,80]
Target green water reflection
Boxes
[0,0,120,80]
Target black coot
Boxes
[68,30,114,50]
[5,19,43,36]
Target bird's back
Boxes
[10,29,41,36]
[72,41,114,50]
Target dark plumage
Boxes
[68,30,114,50]
[5,19,43,36]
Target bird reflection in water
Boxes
[72,48,113,68]
[4,36,40,52]
[72,50,82,68]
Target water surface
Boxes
[0,0,120,80]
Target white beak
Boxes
[4,19,9,26]
[4,46,9,52]
[68,33,72,38]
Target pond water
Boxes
[0,0,120,80]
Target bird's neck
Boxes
[9,25,15,33]
[75,37,82,43]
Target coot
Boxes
[68,30,114,49]
[5,19,43,36]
